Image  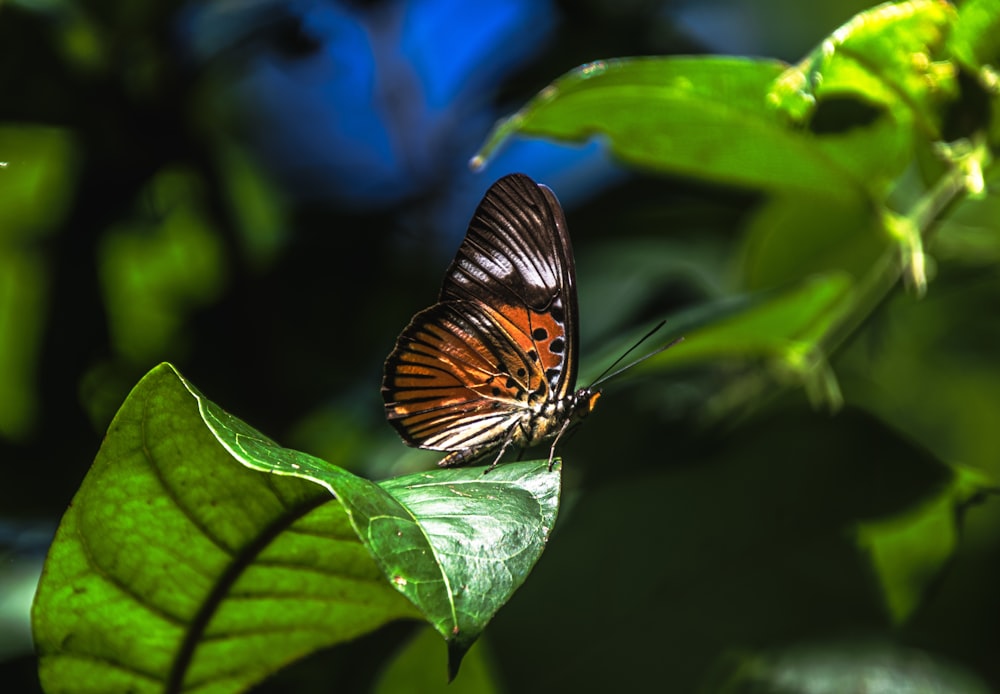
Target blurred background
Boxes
[3,0,999,692]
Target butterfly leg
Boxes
[546,418,575,471]
[482,433,518,475]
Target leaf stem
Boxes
[819,140,988,361]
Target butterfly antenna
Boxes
[588,321,683,389]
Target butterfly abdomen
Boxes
[433,387,601,469]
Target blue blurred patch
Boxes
[179,0,624,247]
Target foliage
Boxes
[31,364,558,690]
[9,0,1000,692]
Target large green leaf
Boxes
[665,274,855,363]
[33,364,562,691]
[184,371,561,672]
[32,365,417,694]
[475,56,866,202]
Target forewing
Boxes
[440,173,580,397]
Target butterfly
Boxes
[382,173,599,471]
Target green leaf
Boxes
[34,363,561,690]
[949,0,1000,71]
[475,56,865,202]
[933,164,1000,264]
[32,363,418,694]
[378,463,559,673]
[630,274,856,412]
[0,125,77,233]
[770,0,957,134]
[740,191,889,289]
[651,273,854,368]
[185,372,561,674]
[767,0,958,198]
[582,273,854,417]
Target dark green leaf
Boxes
[485,409,983,692]
[857,465,993,623]
[373,627,500,694]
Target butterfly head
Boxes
[563,387,600,429]
[576,388,601,417]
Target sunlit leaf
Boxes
[32,364,419,694]
[476,56,865,202]
[768,0,957,195]
[187,366,562,675]
[771,0,957,133]
[948,0,1000,71]
[37,365,559,682]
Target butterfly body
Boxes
[382,173,595,470]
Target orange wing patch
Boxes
[477,301,570,399]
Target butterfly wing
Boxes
[440,173,579,396]
[382,173,579,459]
